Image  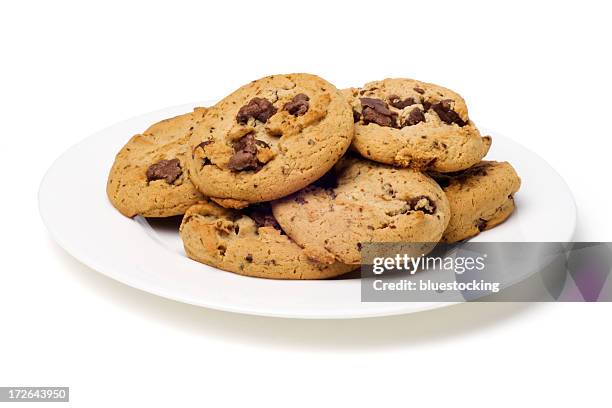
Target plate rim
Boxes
[38,102,577,319]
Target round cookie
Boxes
[430,161,521,243]
[107,107,208,217]
[343,78,491,172]
[180,201,355,280]
[188,73,353,206]
[271,156,451,265]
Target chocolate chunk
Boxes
[403,107,425,126]
[283,93,310,116]
[227,134,268,172]
[361,98,393,113]
[360,98,397,128]
[227,150,259,171]
[407,195,436,215]
[431,99,466,126]
[388,95,416,109]
[352,109,361,123]
[476,219,487,231]
[236,97,277,124]
[422,101,432,111]
[245,204,282,232]
[146,159,182,184]
[414,87,425,94]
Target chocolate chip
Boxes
[236,97,277,124]
[352,109,361,123]
[414,87,425,94]
[245,254,253,262]
[431,99,466,126]
[360,98,397,128]
[357,243,362,251]
[228,151,258,171]
[403,107,425,126]
[283,93,310,116]
[407,195,436,215]
[227,134,267,172]
[244,204,283,232]
[476,219,487,231]
[388,95,416,109]
[146,159,182,184]
[422,101,432,111]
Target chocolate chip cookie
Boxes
[430,161,521,242]
[107,107,208,217]
[180,201,355,279]
[344,78,491,172]
[271,156,451,265]
[188,74,353,206]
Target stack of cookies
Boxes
[107,74,521,279]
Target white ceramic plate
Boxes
[39,102,576,319]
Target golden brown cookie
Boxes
[430,161,521,242]
[180,201,355,279]
[107,108,208,217]
[343,78,491,172]
[271,156,450,265]
[188,73,353,205]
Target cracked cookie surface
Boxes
[430,161,521,242]
[107,107,208,217]
[188,73,353,205]
[271,156,450,265]
[343,78,491,172]
[179,201,355,279]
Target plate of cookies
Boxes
[39,74,576,318]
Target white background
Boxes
[2,1,611,406]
